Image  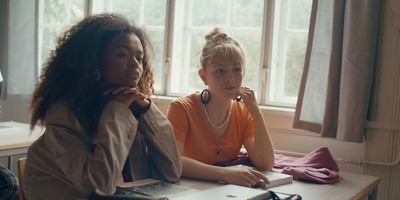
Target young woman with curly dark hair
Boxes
[24,13,182,199]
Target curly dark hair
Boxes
[29,13,155,134]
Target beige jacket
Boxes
[24,101,182,200]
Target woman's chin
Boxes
[123,81,138,88]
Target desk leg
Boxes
[368,187,377,200]
[0,147,29,170]
[7,156,13,170]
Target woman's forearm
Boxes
[249,111,275,170]
[181,156,226,181]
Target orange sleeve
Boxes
[166,99,189,143]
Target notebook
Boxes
[225,165,293,188]
[170,184,270,200]
[116,179,198,198]
[258,170,293,188]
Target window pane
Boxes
[109,0,166,92]
[232,0,264,27]
[284,32,308,97]
[267,0,312,106]
[70,0,85,23]
[41,27,64,67]
[43,0,69,24]
[191,0,229,26]
[170,0,264,96]
[110,0,141,21]
[232,30,262,92]
[188,31,207,90]
[42,0,84,24]
[288,0,312,29]
[39,0,85,72]
[147,30,165,91]
[144,0,166,26]
[37,0,313,108]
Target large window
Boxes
[38,0,312,108]
[38,0,86,72]
[169,0,265,97]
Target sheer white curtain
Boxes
[0,0,38,101]
[293,0,382,143]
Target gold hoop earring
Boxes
[94,69,101,81]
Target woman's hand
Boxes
[238,87,275,171]
[222,166,270,188]
[236,87,260,114]
[103,86,148,108]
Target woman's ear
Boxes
[198,69,207,85]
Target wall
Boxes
[363,0,400,199]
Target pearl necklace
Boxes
[201,99,233,155]
[202,103,232,129]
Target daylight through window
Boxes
[38,0,312,108]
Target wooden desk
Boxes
[0,121,43,169]
[176,171,380,200]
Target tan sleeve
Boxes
[137,101,183,182]
[49,101,137,195]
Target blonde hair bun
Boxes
[200,26,246,70]
[204,26,229,43]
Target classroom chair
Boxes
[17,157,26,200]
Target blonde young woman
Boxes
[167,27,274,187]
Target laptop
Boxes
[169,184,270,200]
[117,179,198,198]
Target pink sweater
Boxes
[215,146,339,184]
[272,147,339,183]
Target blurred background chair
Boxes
[17,157,26,200]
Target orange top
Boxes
[166,92,254,165]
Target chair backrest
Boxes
[18,157,26,200]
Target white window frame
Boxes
[38,0,311,109]
[37,0,90,76]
